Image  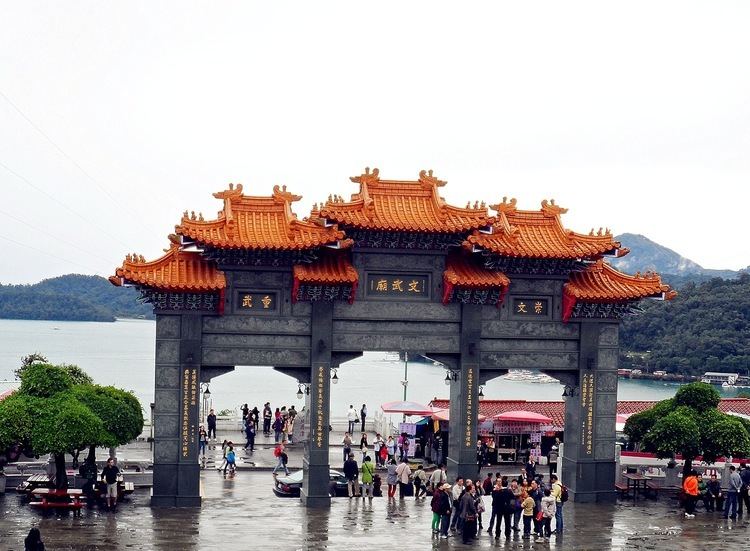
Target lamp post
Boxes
[200,383,211,424]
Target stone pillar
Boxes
[301,301,333,507]
[152,313,202,507]
[561,322,618,503]
[447,304,481,482]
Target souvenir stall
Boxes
[490,411,554,464]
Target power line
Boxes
[0,207,117,265]
[0,159,131,249]
[0,233,103,275]
[0,88,165,236]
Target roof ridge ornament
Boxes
[418,169,446,188]
[350,166,380,186]
[541,199,568,216]
[272,184,303,204]
[489,197,517,214]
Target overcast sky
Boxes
[1,1,749,284]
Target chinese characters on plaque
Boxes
[465,368,474,448]
[512,298,549,316]
[365,274,429,299]
[237,292,276,311]
[580,372,595,455]
[315,366,325,449]
[181,367,198,459]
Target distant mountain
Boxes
[612,233,744,282]
[0,274,153,322]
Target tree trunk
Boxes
[682,458,693,479]
[87,445,96,463]
[54,453,68,490]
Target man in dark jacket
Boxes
[493,476,514,540]
[343,453,360,497]
[738,463,750,515]
[706,473,723,511]
[206,409,217,441]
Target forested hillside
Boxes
[0,274,153,321]
[620,273,750,375]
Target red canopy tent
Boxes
[380,400,434,416]
[492,410,553,424]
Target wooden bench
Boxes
[28,488,85,516]
[615,482,630,498]
[644,481,661,499]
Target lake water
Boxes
[0,319,739,415]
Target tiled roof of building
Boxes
[564,260,677,302]
[315,167,494,233]
[465,198,626,259]
[444,253,510,289]
[429,398,750,430]
[110,236,226,292]
[292,253,359,285]
[176,183,346,250]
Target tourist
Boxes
[288,405,297,420]
[430,481,445,534]
[413,464,427,499]
[217,440,229,472]
[707,473,724,512]
[401,433,410,460]
[482,472,493,496]
[548,445,559,477]
[224,445,236,475]
[360,403,367,432]
[360,432,369,462]
[250,406,260,431]
[683,469,699,518]
[526,456,537,481]
[243,420,255,451]
[78,456,98,499]
[460,482,478,544]
[697,473,708,511]
[272,412,283,443]
[529,479,544,536]
[541,488,556,539]
[550,474,564,534]
[207,408,217,441]
[286,414,295,445]
[344,452,360,497]
[386,458,398,498]
[347,404,358,434]
[24,527,45,551]
[373,433,385,467]
[723,465,742,520]
[342,432,353,463]
[739,462,750,514]
[474,478,485,530]
[241,403,249,422]
[450,476,465,532]
[510,479,522,532]
[521,490,534,539]
[493,477,514,540]
[361,455,375,499]
[101,457,120,512]
[396,457,411,499]
[198,425,208,454]
[272,442,289,477]
[386,435,397,462]
[429,463,447,493]
[262,403,272,435]
[438,483,453,538]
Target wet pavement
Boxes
[3,468,750,551]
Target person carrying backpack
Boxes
[224,445,236,475]
[550,474,566,535]
[272,442,289,476]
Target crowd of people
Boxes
[681,463,750,520]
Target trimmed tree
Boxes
[625,382,750,476]
[0,362,143,488]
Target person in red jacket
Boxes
[683,469,699,518]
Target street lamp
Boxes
[331,368,339,384]
[479,385,485,400]
[200,383,211,424]
[296,384,304,400]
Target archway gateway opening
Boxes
[110,168,675,507]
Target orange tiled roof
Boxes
[315,167,494,233]
[564,260,676,302]
[110,236,226,292]
[292,253,359,285]
[176,184,346,250]
[465,198,626,259]
[444,253,510,289]
[429,398,750,430]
